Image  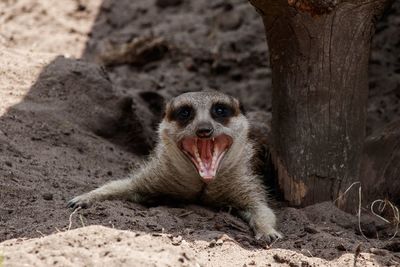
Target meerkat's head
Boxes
[159,90,249,183]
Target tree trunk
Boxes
[360,120,400,206]
[249,0,390,211]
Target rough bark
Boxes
[360,121,400,206]
[249,0,390,210]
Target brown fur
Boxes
[68,90,282,242]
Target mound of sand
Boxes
[0,225,390,267]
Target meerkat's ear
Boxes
[163,98,175,120]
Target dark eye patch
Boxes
[211,102,235,124]
[170,104,195,126]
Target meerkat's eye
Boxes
[177,106,192,119]
[212,103,233,118]
[171,105,194,126]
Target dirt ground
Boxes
[0,0,399,266]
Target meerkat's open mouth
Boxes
[180,134,232,183]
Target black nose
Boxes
[196,123,214,138]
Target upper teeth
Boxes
[211,147,218,169]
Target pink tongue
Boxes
[198,139,212,172]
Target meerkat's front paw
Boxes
[254,225,283,244]
[247,205,283,244]
[67,193,93,209]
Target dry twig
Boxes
[370,199,399,240]
[68,207,81,231]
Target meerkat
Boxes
[68,90,282,242]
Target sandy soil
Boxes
[0,0,399,266]
[0,225,394,267]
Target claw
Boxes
[67,200,74,208]
[254,228,283,244]
[67,195,90,209]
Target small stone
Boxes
[273,254,286,264]
[5,161,12,167]
[218,234,233,242]
[336,244,347,251]
[304,225,319,234]
[294,240,303,248]
[42,193,53,201]
[152,233,163,237]
[216,239,224,246]
[369,248,389,256]
[209,239,217,248]
[172,235,183,246]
